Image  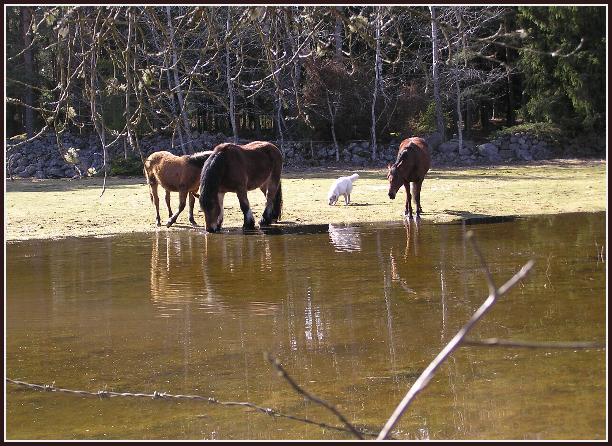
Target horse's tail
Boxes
[199,150,225,212]
[188,150,214,168]
[270,180,283,222]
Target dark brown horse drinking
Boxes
[387,137,431,219]
[144,150,213,227]
[198,141,283,233]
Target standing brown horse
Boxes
[387,137,431,219]
[144,150,213,227]
[198,141,283,233]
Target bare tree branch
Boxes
[463,338,605,349]
[377,231,534,440]
[265,353,365,440]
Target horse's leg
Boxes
[403,181,413,219]
[414,179,424,217]
[188,192,197,226]
[165,190,172,219]
[237,189,255,229]
[167,190,187,227]
[345,193,350,205]
[217,192,225,229]
[259,182,277,226]
[149,182,161,226]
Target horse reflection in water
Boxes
[403,218,420,258]
[149,231,226,316]
[328,224,362,252]
[389,219,421,295]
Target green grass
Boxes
[5,159,606,241]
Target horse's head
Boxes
[198,151,225,233]
[387,164,403,200]
[387,149,415,199]
[202,198,222,233]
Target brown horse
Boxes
[198,141,283,233]
[387,137,431,219]
[144,150,213,227]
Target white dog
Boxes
[328,173,359,205]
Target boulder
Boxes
[424,132,443,151]
[23,165,37,177]
[477,143,499,159]
[517,149,533,161]
[47,167,66,178]
[439,141,458,153]
[458,144,472,156]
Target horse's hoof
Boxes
[166,220,174,228]
[190,220,197,227]
[259,218,271,227]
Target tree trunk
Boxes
[166,6,193,154]
[480,102,491,132]
[504,13,516,127]
[455,71,463,153]
[226,10,238,142]
[370,7,382,160]
[275,98,284,153]
[326,93,340,161]
[429,6,445,141]
[464,100,471,139]
[21,7,34,137]
[334,6,343,59]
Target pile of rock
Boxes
[6,131,231,179]
[5,128,604,179]
[431,131,566,165]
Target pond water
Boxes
[5,212,606,440]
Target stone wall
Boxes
[5,129,605,179]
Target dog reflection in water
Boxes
[328,224,361,252]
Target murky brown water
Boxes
[6,212,606,440]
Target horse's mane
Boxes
[392,144,411,167]
[199,150,226,210]
[188,150,214,167]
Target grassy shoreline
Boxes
[5,159,606,242]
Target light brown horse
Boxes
[144,150,213,227]
[387,137,431,219]
[198,141,283,233]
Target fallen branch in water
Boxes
[462,338,605,349]
[265,353,366,440]
[5,377,377,438]
[377,230,534,440]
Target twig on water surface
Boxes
[462,338,606,349]
[265,353,365,440]
[5,378,378,438]
[376,231,534,440]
